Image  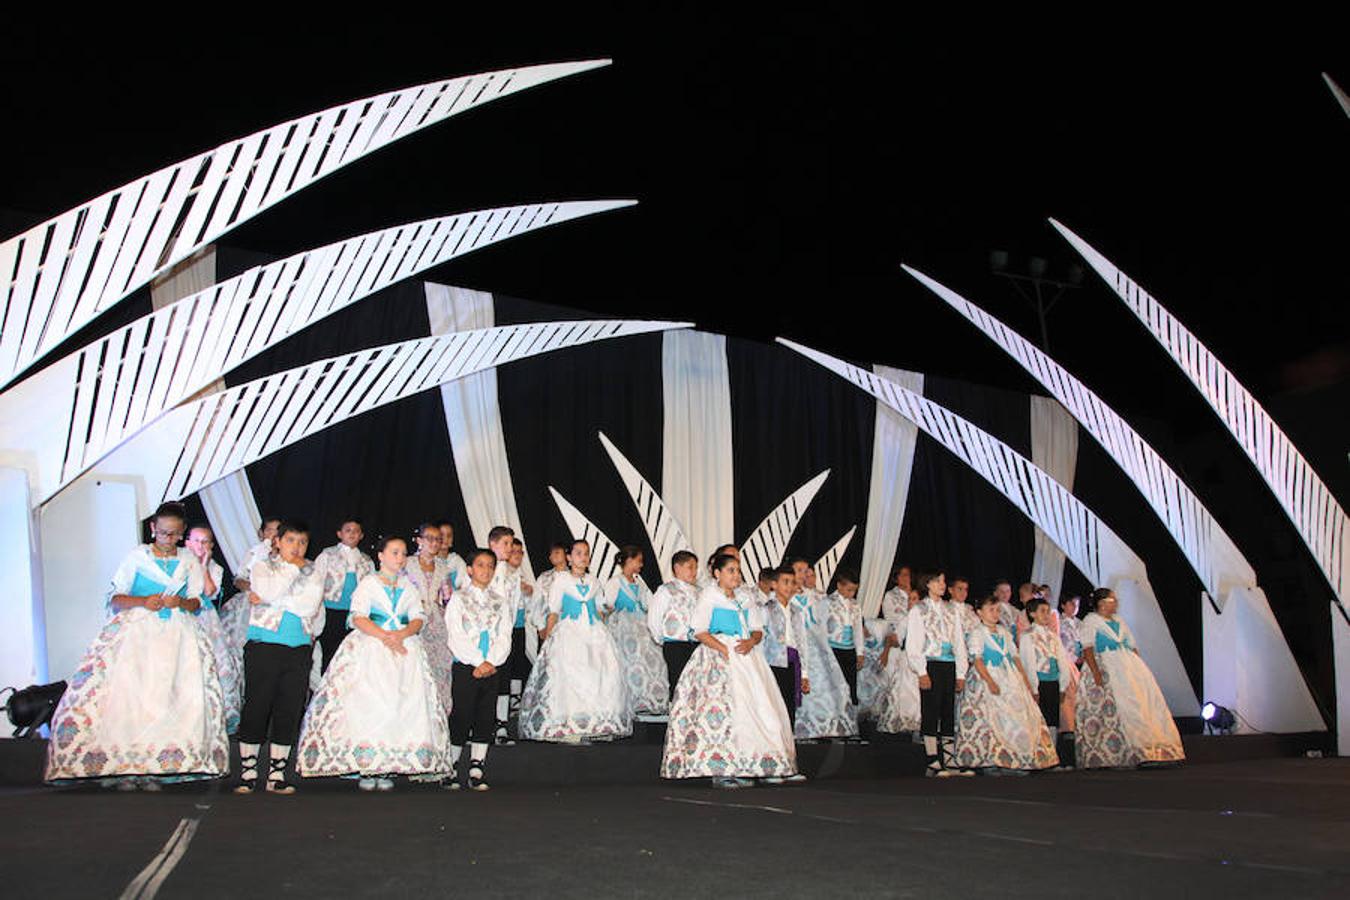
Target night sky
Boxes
[2,12,1346,446]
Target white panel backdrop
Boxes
[858,365,923,616]
[425,282,534,578]
[1029,395,1079,600]
[662,330,735,557]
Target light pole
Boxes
[989,250,1084,352]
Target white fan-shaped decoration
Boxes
[0,60,610,388]
[597,431,693,582]
[547,487,623,583]
[814,526,857,592]
[738,470,831,589]
[1,201,635,508]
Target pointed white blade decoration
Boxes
[814,526,857,592]
[0,200,635,508]
[738,470,831,589]
[547,487,622,583]
[779,337,1198,714]
[1051,219,1349,617]
[0,59,611,388]
[86,320,690,512]
[1325,72,1350,118]
[909,265,1323,732]
[597,431,693,583]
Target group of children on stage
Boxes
[43,505,1184,794]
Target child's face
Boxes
[757,576,773,593]
[378,540,407,572]
[715,561,742,590]
[928,573,947,597]
[568,543,590,572]
[978,602,1001,626]
[338,521,363,548]
[549,548,567,570]
[1032,605,1054,627]
[418,530,443,555]
[151,516,185,553]
[791,561,810,588]
[949,581,968,603]
[673,558,698,583]
[489,536,512,560]
[260,520,280,543]
[509,544,524,567]
[278,530,309,562]
[470,554,495,587]
[838,581,858,599]
[774,574,796,602]
[439,525,454,551]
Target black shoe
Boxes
[233,751,259,795]
[468,762,489,792]
[494,721,515,746]
[441,769,461,791]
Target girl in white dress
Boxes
[661,554,797,787]
[297,537,450,790]
[185,525,242,735]
[402,523,455,720]
[1076,588,1185,769]
[604,546,670,717]
[954,595,1058,773]
[530,543,569,650]
[789,559,858,740]
[874,593,922,735]
[519,539,632,742]
[46,503,228,789]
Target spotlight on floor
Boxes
[1201,701,1236,735]
[3,682,67,738]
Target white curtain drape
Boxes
[858,365,923,617]
[661,330,734,558]
[149,248,261,572]
[1029,395,1078,599]
[424,282,533,579]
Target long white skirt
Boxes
[220,591,252,693]
[519,616,632,741]
[954,664,1058,770]
[197,604,242,734]
[875,648,922,733]
[607,609,670,716]
[297,632,450,776]
[46,608,229,782]
[795,628,858,739]
[1076,649,1184,768]
[661,639,797,779]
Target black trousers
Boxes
[919,660,957,737]
[771,664,798,728]
[498,628,531,695]
[239,641,312,746]
[318,607,349,673]
[833,647,859,705]
[451,662,502,745]
[662,641,696,699]
[1036,679,1061,728]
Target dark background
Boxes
[2,11,1346,723]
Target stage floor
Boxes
[2,755,1347,898]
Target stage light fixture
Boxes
[1027,256,1048,277]
[3,682,67,738]
[990,250,1009,271]
[1201,701,1236,735]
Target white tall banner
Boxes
[1029,396,1078,599]
[858,365,923,617]
[662,331,735,558]
[148,249,262,573]
[425,282,532,578]
[0,468,45,699]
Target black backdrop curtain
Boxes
[183,250,1343,717]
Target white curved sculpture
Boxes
[547,487,623,583]
[1051,220,1349,617]
[0,201,635,507]
[0,60,610,389]
[88,320,688,513]
[597,432,692,582]
[908,265,1322,732]
[738,470,831,589]
[779,338,1199,714]
[813,526,857,592]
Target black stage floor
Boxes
[2,739,1347,898]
